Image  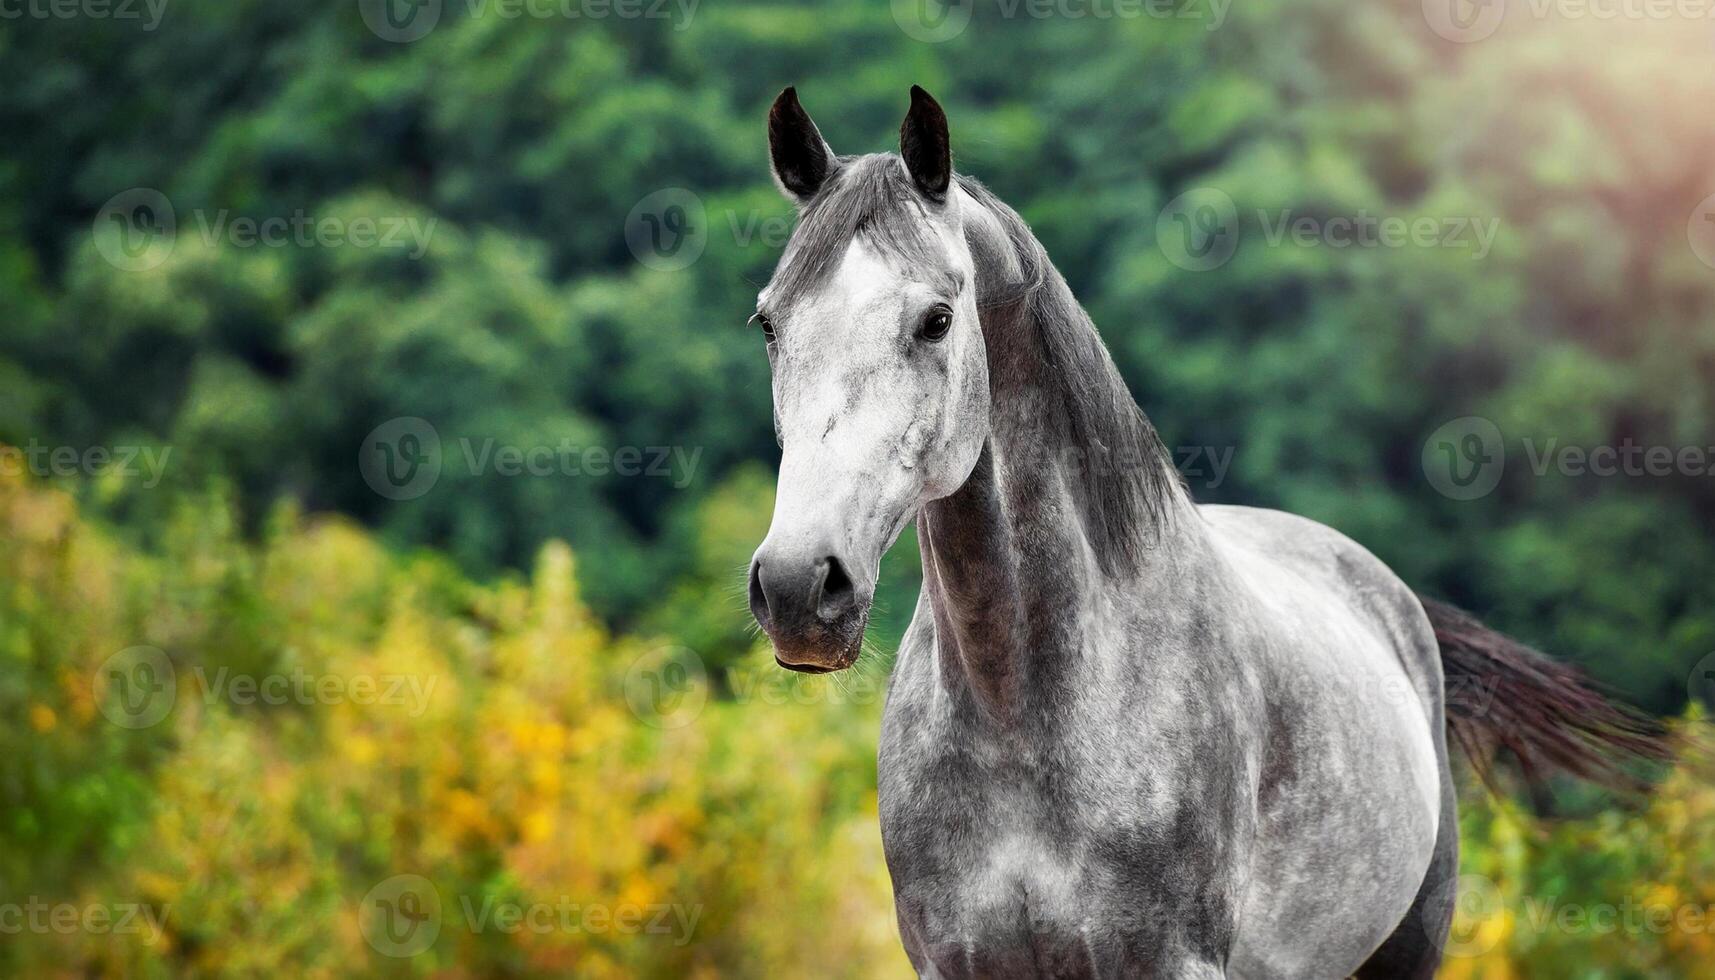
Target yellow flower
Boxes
[522,807,555,843]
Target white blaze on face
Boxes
[762,231,988,587]
[766,240,922,581]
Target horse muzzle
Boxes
[748,544,872,672]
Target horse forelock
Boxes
[767,154,945,305]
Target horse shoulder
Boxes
[1196,503,1443,719]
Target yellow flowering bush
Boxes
[2,467,1712,978]
[0,471,904,977]
[1444,734,1715,980]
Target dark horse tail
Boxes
[1417,595,1677,792]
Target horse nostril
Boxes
[818,555,856,620]
[748,561,773,630]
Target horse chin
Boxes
[769,617,867,674]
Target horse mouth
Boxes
[775,658,840,674]
[772,641,862,674]
[762,604,870,675]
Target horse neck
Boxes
[917,221,1202,720]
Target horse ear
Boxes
[768,87,836,205]
[900,85,951,202]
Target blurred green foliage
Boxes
[6,1,1715,715]
[4,0,1715,975]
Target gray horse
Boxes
[745,86,1666,979]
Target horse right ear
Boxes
[768,87,836,205]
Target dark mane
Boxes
[768,155,1186,571]
[954,175,1187,569]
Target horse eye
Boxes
[921,306,953,342]
[753,313,776,341]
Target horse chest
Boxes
[878,735,1233,978]
[885,820,1124,976]
[878,644,1255,977]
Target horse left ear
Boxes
[769,87,837,205]
[900,85,951,202]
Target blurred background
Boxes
[3,0,1715,975]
